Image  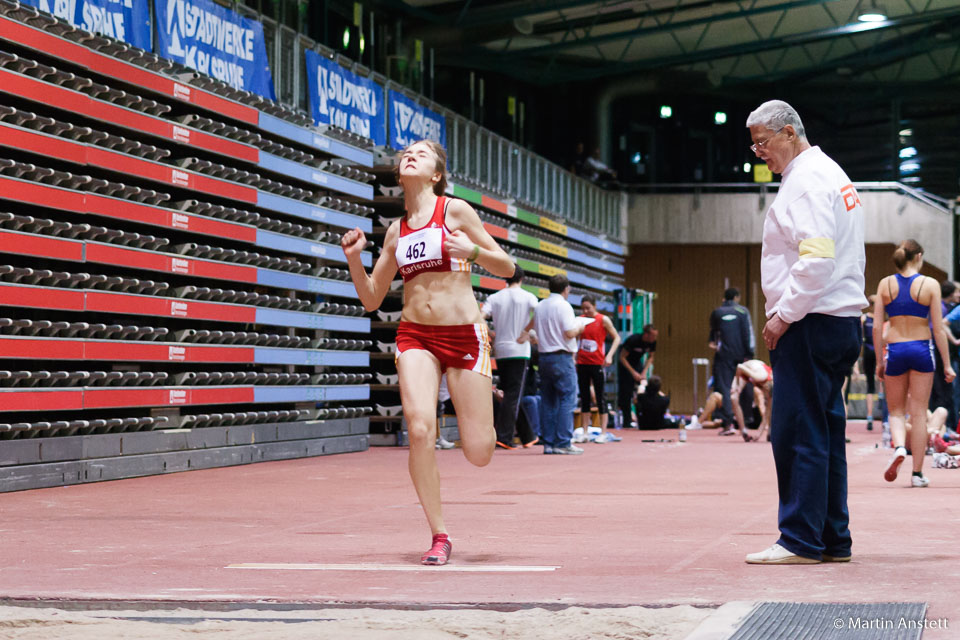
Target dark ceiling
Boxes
[379,0,960,197]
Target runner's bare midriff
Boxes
[886,315,932,344]
[401,271,483,325]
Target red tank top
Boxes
[577,314,606,365]
[395,196,471,282]
[737,360,773,384]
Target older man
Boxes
[535,274,586,455]
[744,100,866,565]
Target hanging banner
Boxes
[388,90,446,150]
[23,0,152,50]
[154,0,276,100]
[305,49,385,147]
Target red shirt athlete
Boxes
[395,195,471,282]
[341,140,515,566]
[574,295,620,441]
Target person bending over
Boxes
[731,359,773,443]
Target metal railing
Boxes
[627,181,955,215]
[227,4,623,241]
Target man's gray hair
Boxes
[746,100,806,139]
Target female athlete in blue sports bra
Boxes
[873,239,955,488]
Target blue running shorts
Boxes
[885,339,935,376]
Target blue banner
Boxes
[305,49,385,147]
[154,0,276,100]
[25,0,151,50]
[388,90,446,150]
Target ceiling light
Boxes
[899,146,917,159]
[899,128,913,137]
[857,0,887,22]
[660,105,673,119]
[714,111,727,125]
[513,18,534,36]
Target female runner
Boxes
[341,140,515,564]
[874,239,955,487]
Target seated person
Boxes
[730,359,773,442]
[689,390,727,429]
[897,402,951,454]
[923,407,960,454]
[635,376,683,429]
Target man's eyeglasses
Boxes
[750,126,786,154]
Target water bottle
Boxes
[678,426,687,443]
[881,422,892,449]
[612,406,623,430]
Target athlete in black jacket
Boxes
[709,288,755,431]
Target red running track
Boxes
[0,423,957,636]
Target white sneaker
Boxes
[594,432,621,443]
[435,437,455,450]
[745,543,820,565]
[572,428,588,444]
[884,446,907,482]
[911,474,930,488]
[551,444,584,455]
[687,415,702,430]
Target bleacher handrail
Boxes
[627,181,953,215]
[241,12,624,243]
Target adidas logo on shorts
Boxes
[462,354,474,360]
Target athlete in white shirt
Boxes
[482,267,540,448]
[743,100,866,566]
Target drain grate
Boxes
[731,602,929,640]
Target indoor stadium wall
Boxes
[626,243,947,415]
[0,5,625,491]
[627,189,953,274]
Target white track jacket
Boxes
[761,146,867,323]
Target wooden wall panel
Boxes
[626,244,754,415]
[864,243,947,299]
[624,243,942,414]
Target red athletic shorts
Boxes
[396,321,492,377]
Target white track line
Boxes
[226,563,560,573]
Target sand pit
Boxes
[0,604,713,639]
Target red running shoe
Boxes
[933,435,949,454]
[421,533,452,566]
[884,446,907,482]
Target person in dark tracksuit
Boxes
[708,288,755,434]
[617,325,658,427]
[745,100,866,565]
